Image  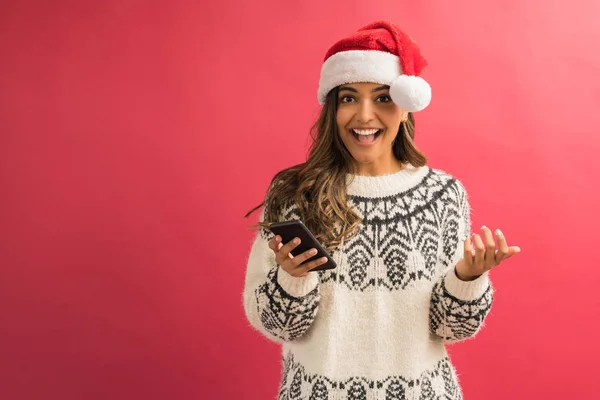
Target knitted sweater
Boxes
[243,165,494,400]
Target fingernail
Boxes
[310,249,317,255]
[293,238,300,244]
[496,229,503,236]
[481,225,487,230]
[276,236,281,242]
[321,257,328,263]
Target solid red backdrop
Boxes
[1,1,599,399]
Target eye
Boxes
[376,95,392,103]
[339,95,355,103]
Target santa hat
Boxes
[317,21,431,112]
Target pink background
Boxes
[1,1,599,399]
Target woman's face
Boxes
[336,82,407,173]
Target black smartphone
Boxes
[269,220,336,271]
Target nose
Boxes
[357,99,375,124]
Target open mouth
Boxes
[351,128,383,144]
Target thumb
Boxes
[505,246,521,259]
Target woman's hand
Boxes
[268,235,328,277]
[455,226,521,281]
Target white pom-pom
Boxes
[389,75,432,112]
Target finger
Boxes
[495,229,509,264]
[285,255,328,277]
[481,226,496,269]
[504,246,521,259]
[269,235,282,251]
[291,248,319,268]
[463,237,474,266]
[276,237,301,264]
[472,234,486,268]
[300,256,329,274]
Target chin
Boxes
[350,154,378,165]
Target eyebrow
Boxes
[338,85,390,93]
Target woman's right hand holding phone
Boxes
[268,235,328,277]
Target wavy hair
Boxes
[245,87,427,254]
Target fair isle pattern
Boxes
[278,352,462,400]
[254,266,320,342]
[430,279,494,341]
[317,169,468,292]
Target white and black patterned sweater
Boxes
[243,165,494,400]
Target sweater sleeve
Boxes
[429,179,494,343]
[242,206,321,343]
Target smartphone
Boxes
[269,220,337,271]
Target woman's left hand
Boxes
[455,226,521,281]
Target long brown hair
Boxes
[245,87,427,254]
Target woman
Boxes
[243,21,520,400]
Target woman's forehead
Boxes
[338,83,390,92]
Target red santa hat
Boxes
[317,21,431,112]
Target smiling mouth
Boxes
[351,128,383,143]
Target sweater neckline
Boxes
[346,164,430,198]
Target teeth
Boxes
[352,129,379,135]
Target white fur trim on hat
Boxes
[317,49,431,112]
[318,50,400,104]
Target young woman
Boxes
[243,21,520,400]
